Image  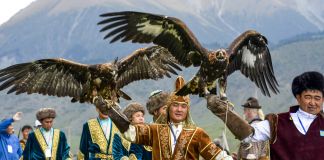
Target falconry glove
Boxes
[207,95,254,140]
[94,96,130,133]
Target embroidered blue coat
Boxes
[78,118,119,160]
[112,134,152,160]
[22,128,71,160]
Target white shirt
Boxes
[40,127,54,157]
[244,108,317,142]
[98,118,111,139]
[169,123,183,153]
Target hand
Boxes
[206,95,234,114]
[13,112,23,121]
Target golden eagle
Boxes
[98,11,279,97]
[0,46,181,103]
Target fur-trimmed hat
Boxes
[123,102,145,121]
[292,71,324,97]
[242,97,261,109]
[36,108,56,121]
[146,90,169,115]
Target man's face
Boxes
[6,125,14,135]
[169,102,188,123]
[22,128,32,140]
[41,118,54,131]
[296,90,324,115]
[131,111,145,125]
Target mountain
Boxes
[1,0,324,64]
[0,0,324,153]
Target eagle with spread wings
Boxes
[0,46,181,103]
[98,11,279,97]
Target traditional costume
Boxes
[207,71,324,160]
[78,106,119,159]
[97,76,230,160]
[23,108,71,160]
[237,97,269,160]
[113,103,151,160]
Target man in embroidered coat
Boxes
[113,102,152,160]
[95,76,232,160]
[207,71,324,160]
[78,100,119,160]
[237,97,269,160]
[146,90,169,123]
[23,108,71,160]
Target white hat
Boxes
[34,120,41,128]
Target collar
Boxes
[297,108,317,119]
[40,127,53,133]
[170,121,184,129]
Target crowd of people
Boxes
[0,71,323,160]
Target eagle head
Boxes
[209,49,227,64]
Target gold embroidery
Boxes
[77,150,84,160]
[94,153,113,159]
[173,128,196,160]
[51,129,60,160]
[34,129,60,160]
[109,122,119,154]
[121,135,131,151]
[88,119,119,155]
[34,129,48,156]
[129,153,138,160]
[207,143,221,158]
[88,119,108,154]
[144,145,152,151]
[158,125,171,159]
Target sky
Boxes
[0,0,36,25]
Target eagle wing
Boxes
[117,46,182,88]
[98,11,207,67]
[226,30,279,97]
[0,58,92,98]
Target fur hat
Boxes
[292,71,324,97]
[123,102,145,121]
[36,108,56,121]
[146,90,169,115]
[242,97,261,109]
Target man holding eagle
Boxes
[0,10,283,160]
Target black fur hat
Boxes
[292,71,324,97]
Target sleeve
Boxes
[17,142,23,158]
[78,123,90,160]
[0,118,14,131]
[23,133,34,160]
[112,134,126,160]
[123,124,153,146]
[243,120,271,143]
[133,124,154,146]
[60,132,72,160]
[197,128,223,160]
